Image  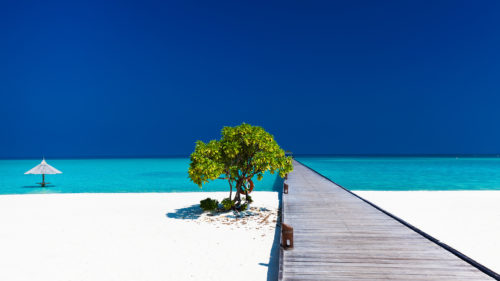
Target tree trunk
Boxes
[234,180,242,204]
[228,179,233,201]
[234,189,241,204]
[243,178,248,199]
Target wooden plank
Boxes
[280,160,495,280]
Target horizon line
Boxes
[2,153,500,160]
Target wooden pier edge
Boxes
[288,159,500,281]
[278,177,286,281]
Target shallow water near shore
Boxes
[298,156,500,190]
[0,158,282,195]
[4,156,500,194]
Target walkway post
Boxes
[282,223,294,249]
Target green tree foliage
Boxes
[188,123,293,205]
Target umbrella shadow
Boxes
[166,204,204,220]
[22,185,55,188]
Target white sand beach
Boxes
[0,192,280,281]
[355,191,500,274]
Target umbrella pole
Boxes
[42,174,45,187]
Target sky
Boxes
[1,0,500,158]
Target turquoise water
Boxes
[298,156,500,190]
[0,158,282,195]
[4,157,500,194]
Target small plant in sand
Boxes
[200,198,219,212]
[189,123,293,210]
[221,198,235,211]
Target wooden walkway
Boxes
[280,160,495,281]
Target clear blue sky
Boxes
[1,0,500,158]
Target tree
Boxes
[188,123,293,206]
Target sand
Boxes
[355,191,500,274]
[0,192,280,281]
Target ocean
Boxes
[2,156,500,194]
[0,158,282,195]
[298,156,500,190]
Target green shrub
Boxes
[245,195,253,203]
[200,198,219,212]
[238,203,248,211]
[221,198,234,211]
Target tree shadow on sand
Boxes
[167,175,283,280]
[165,204,204,220]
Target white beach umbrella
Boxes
[25,158,62,187]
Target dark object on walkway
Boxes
[283,183,289,194]
[281,223,293,249]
